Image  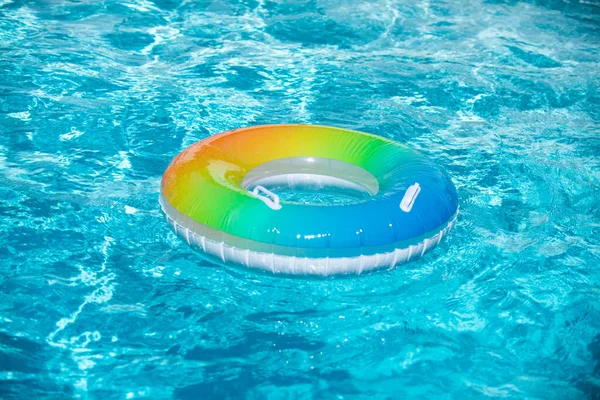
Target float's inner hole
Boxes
[242,157,379,204]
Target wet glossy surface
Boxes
[161,125,458,250]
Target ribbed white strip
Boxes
[163,212,457,276]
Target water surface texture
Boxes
[2,0,600,398]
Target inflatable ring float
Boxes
[160,124,458,275]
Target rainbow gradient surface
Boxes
[161,125,458,253]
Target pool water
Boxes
[1,0,600,398]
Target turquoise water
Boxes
[1,0,600,398]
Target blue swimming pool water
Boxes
[1,0,600,398]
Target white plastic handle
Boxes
[400,182,421,212]
[250,185,282,210]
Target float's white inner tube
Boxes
[241,157,380,196]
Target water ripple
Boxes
[1,0,600,398]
